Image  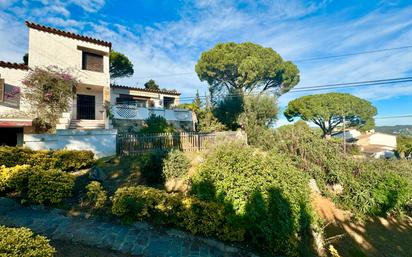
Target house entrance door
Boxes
[77,94,95,120]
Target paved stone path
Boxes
[0,198,255,257]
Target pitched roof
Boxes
[0,61,29,70]
[25,21,112,48]
[111,84,181,96]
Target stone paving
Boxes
[0,197,255,257]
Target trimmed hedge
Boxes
[112,186,244,241]
[0,146,94,172]
[27,169,75,205]
[191,143,314,256]
[0,165,30,193]
[0,226,55,257]
[0,165,75,205]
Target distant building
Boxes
[333,129,397,159]
[110,84,194,132]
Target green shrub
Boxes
[52,149,95,171]
[86,181,107,209]
[112,186,244,241]
[191,143,313,256]
[0,165,30,193]
[0,146,94,171]
[139,150,167,185]
[27,169,75,205]
[0,147,32,167]
[162,150,190,180]
[140,114,175,133]
[0,226,55,257]
[269,123,412,217]
[397,135,412,158]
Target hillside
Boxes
[375,125,412,136]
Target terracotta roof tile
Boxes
[111,84,181,96]
[0,61,29,70]
[25,21,112,48]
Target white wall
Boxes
[28,28,110,88]
[24,129,117,157]
[0,67,31,118]
[369,133,397,148]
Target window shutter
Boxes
[82,52,103,72]
[0,79,4,102]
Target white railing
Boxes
[111,105,193,122]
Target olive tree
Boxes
[195,42,300,97]
[284,93,377,138]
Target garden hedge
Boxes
[191,142,314,257]
[112,185,244,241]
[0,226,55,257]
[0,146,94,172]
[0,165,75,205]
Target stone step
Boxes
[69,120,105,129]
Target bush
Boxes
[191,143,313,256]
[0,165,30,193]
[269,123,412,217]
[112,186,244,241]
[0,165,75,205]
[52,149,95,171]
[0,147,94,171]
[397,135,412,158]
[86,181,107,209]
[139,150,167,185]
[0,226,55,257]
[140,114,175,133]
[27,169,75,205]
[162,150,190,180]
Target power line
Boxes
[293,45,412,62]
[177,76,412,101]
[132,45,412,79]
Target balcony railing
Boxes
[111,104,193,122]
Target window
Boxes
[0,79,21,109]
[116,94,147,107]
[163,97,175,109]
[82,51,103,72]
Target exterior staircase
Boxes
[69,120,105,130]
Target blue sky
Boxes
[0,0,412,126]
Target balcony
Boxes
[111,104,193,122]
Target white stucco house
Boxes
[110,84,194,131]
[0,21,112,142]
[0,21,194,154]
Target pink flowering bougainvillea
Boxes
[22,66,79,133]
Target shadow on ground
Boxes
[314,194,412,257]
